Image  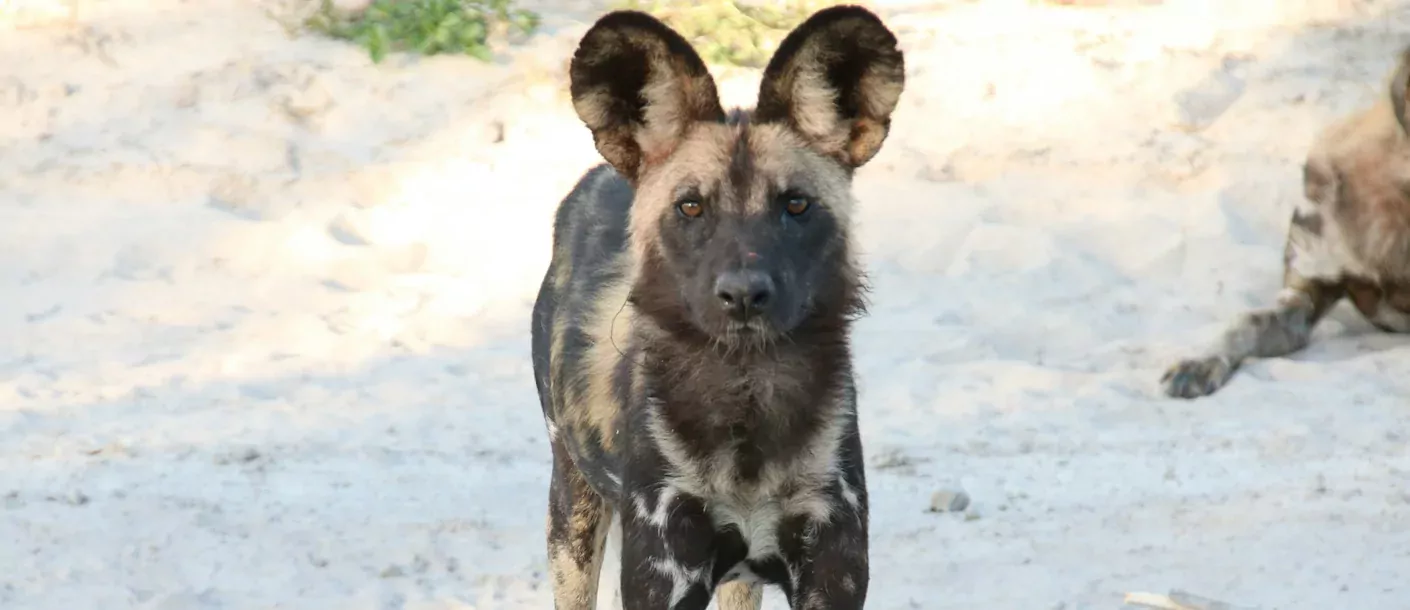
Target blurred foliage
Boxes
[617,0,838,68]
[304,0,540,63]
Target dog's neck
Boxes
[627,310,852,465]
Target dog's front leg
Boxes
[779,474,869,610]
[618,483,717,610]
[1162,279,1344,399]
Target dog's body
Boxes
[531,6,904,609]
[1163,48,1410,398]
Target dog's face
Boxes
[568,6,905,346]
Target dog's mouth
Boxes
[726,319,768,334]
[710,319,782,354]
[730,322,759,334]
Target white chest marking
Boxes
[650,555,704,607]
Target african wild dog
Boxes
[529,5,904,609]
[1163,46,1410,399]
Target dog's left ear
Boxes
[755,5,905,169]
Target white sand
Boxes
[4,0,1410,608]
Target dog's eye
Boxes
[783,194,811,216]
[677,200,703,218]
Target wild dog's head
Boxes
[569,5,904,347]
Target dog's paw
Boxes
[1160,356,1234,399]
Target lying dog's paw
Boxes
[1160,356,1234,399]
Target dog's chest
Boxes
[685,446,839,556]
[707,488,788,561]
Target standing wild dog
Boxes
[529,5,904,609]
[1163,46,1410,399]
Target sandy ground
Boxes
[4,0,1410,608]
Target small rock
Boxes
[279,80,334,122]
[64,490,89,506]
[380,565,405,578]
[928,489,970,513]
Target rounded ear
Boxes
[754,5,905,169]
[569,11,726,182]
[1390,44,1410,135]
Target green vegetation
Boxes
[291,0,837,68]
[304,0,541,63]
[617,0,835,68]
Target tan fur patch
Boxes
[547,501,614,610]
[1301,95,1410,282]
[560,265,634,451]
[715,581,764,610]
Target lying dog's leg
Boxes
[547,441,613,610]
[714,582,762,610]
[1162,278,1344,398]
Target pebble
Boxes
[928,489,970,513]
[53,489,90,506]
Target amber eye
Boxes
[784,195,811,216]
[677,200,703,218]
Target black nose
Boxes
[714,270,774,319]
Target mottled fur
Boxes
[531,6,904,609]
[1163,46,1410,398]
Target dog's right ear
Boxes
[569,11,726,182]
[754,5,904,169]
